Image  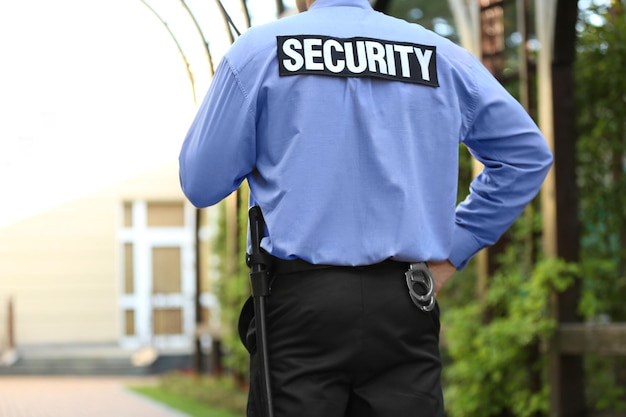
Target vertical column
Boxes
[132,201,151,347]
[536,0,586,415]
[476,0,507,303]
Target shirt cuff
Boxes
[448,224,482,270]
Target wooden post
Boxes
[193,208,205,374]
[275,0,286,16]
[225,192,239,279]
[475,0,507,306]
[536,0,557,260]
[552,2,585,416]
[479,0,506,78]
[537,0,585,416]
[7,297,15,350]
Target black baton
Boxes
[248,206,274,417]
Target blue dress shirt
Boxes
[179,0,553,269]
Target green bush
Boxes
[442,258,577,417]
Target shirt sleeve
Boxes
[179,57,256,208]
[449,57,553,269]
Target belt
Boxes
[267,255,436,312]
[269,255,407,275]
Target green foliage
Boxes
[443,257,578,417]
[584,355,626,413]
[575,2,626,322]
[133,371,247,416]
[575,4,626,412]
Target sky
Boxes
[0,0,288,228]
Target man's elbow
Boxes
[179,173,215,208]
[540,143,554,174]
[531,142,554,186]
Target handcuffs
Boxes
[405,262,436,312]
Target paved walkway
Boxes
[0,376,190,417]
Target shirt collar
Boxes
[309,0,373,11]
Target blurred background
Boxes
[0,1,624,416]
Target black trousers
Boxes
[242,261,443,417]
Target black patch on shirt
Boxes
[277,35,439,87]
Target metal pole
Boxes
[139,0,197,104]
[180,0,215,75]
[216,0,241,43]
[239,0,251,30]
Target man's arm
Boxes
[449,58,553,270]
[179,58,256,208]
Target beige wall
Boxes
[0,163,188,349]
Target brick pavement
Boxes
[0,376,190,417]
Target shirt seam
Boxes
[223,55,256,121]
[461,55,479,142]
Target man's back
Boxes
[180,0,552,269]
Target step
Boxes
[0,344,193,376]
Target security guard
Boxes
[179,0,553,416]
